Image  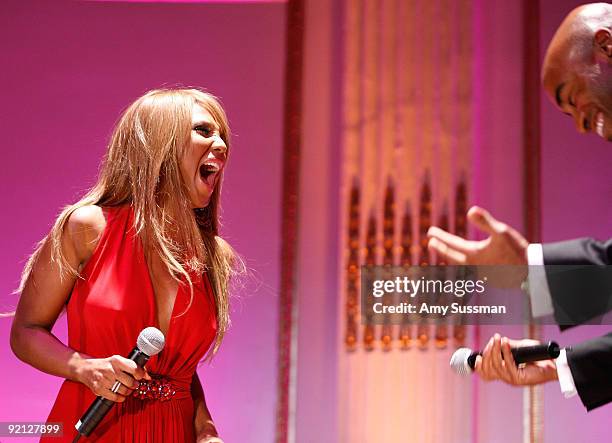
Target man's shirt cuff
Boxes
[556,348,578,398]
[526,243,554,317]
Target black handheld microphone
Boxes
[74,327,165,440]
[450,341,560,376]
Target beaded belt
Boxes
[132,376,178,401]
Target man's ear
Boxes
[594,29,612,58]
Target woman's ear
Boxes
[594,29,612,58]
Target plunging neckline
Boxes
[143,253,180,343]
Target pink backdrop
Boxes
[0,1,285,442]
[2,1,611,442]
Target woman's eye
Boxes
[194,126,212,136]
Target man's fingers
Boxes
[427,238,467,264]
[427,227,475,254]
[474,355,483,373]
[474,355,493,381]
[490,334,505,379]
[481,336,496,379]
[505,226,529,251]
[467,206,502,236]
[506,338,540,348]
[501,337,520,384]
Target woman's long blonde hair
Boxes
[19,87,242,358]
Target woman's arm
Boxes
[191,372,222,443]
[10,206,148,402]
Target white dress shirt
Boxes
[527,243,577,399]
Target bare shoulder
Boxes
[65,205,107,264]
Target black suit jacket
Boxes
[543,238,612,326]
[543,237,612,411]
[565,333,612,411]
[542,237,612,266]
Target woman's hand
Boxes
[76,355,151,402]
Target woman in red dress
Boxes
[10,88,242,442]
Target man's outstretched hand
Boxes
[427,206,529,287]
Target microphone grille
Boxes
[137,327,165,356]
[450,347,473,376]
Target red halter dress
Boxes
[41,205,218,442]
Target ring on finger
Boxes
[111,380,122,393]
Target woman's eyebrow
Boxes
[192,120,220,130]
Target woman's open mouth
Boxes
[199,161,222,187]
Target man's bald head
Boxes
[542,3,612,140]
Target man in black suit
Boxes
[427,3,612,411]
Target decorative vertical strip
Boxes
[379,0,397,353]
[276,0,304,441]
[417,174,432,349]
[399,205,413,349]
[396,0,417,353]
[434,208,449,349]
[345,181,360,351]
[522,1,542,443]
[418,175,432,267]
[341,0,362,353]
[363,213,377,351]
[380,179,395,350]
[453,180,468,347]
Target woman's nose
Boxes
[211,135,227,155]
